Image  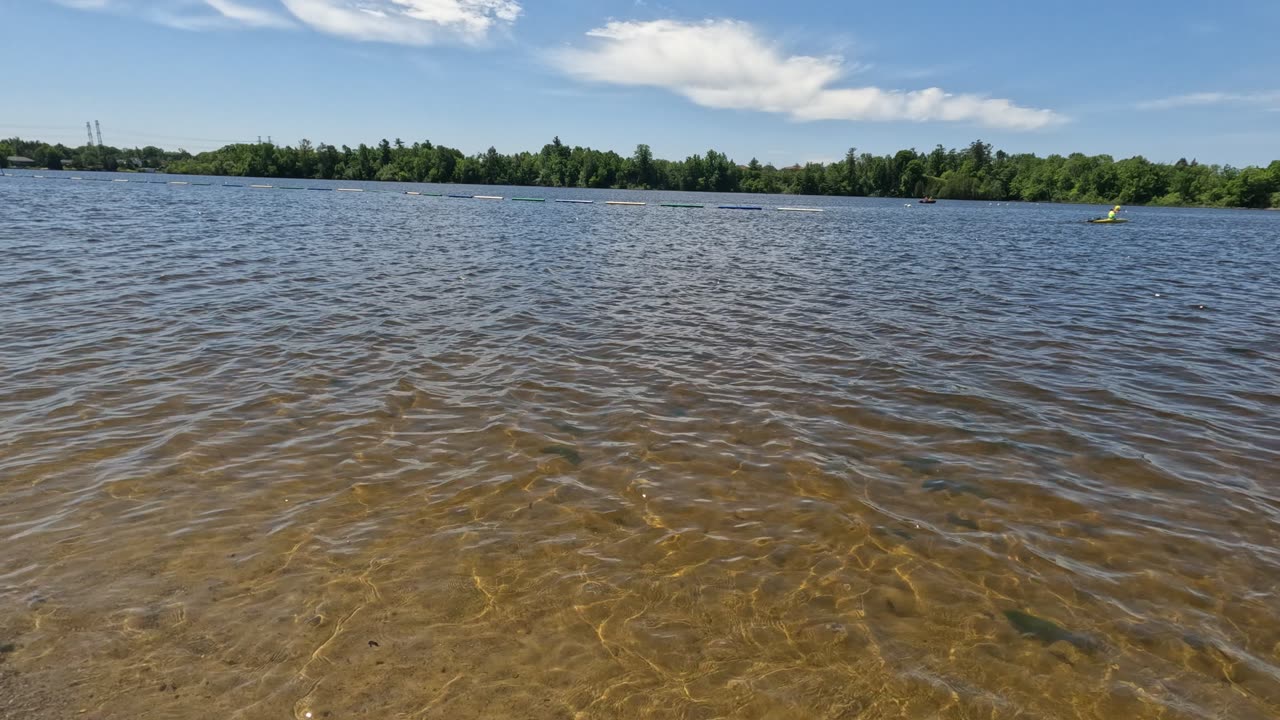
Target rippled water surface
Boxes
[1,172,1278,719]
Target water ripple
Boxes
[1,175,1278,719]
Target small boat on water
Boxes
[919,197,937,204]
[1089,205,1127,224]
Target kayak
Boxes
[1088,218,1128,224]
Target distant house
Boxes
[6,156,34,168]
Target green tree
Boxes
[537,136,572,187]
[296,139,317,178]
[1224,166,1275,208]
[899,158,926,198]
[630,144,656,189]
[1114,156,1164,204]
[430,146,458,183]
[840,148,861,195]
[481,146,505,185]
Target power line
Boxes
[109,130,257,144]
[1,125,246,145]
[0,124,85,131]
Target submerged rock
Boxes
[540,446,582,466]
[1004,610,1099,653]
[923,479,991,499]
[901,456,943,475]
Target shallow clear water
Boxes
[1,172,1278,719]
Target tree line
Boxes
[2,137,189,174]
[4,135,1278,208]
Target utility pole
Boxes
[94,120,104,147]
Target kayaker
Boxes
[1108,205,1121,221]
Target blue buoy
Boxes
[719,205,763,211]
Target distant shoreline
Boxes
[6,136,1277,210]
[6,167,1277,213]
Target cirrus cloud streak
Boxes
[50,0,522,44]
[1137,91,1280,111]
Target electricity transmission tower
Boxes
[94,121,104,147]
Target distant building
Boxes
[7,156,34,167]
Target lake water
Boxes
[1,171,1278,719]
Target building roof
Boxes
[7,156,34,163]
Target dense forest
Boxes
[4,135,1278,208]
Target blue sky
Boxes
[6,0,1279,166]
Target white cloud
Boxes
[278,0,520,44]
[52,0,290,30]
[46,0,522,44]
[1137,91,1280,111]
[205,0,294,28]
[551,20,1062,131]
